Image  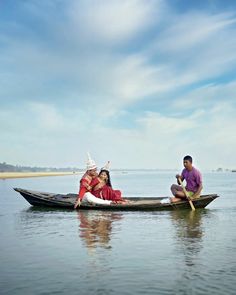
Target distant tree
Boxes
[0,162,80,172]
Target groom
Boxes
[74,153,98,209]
[74,153,112,208]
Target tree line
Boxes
[0,162,79,172]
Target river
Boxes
[0,171,235,294]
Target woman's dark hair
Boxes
[99,169,112,187]
[183,155,193,163]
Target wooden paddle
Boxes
[178,177,195,211]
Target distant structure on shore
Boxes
[1,162,235,173]
[212,167,236,172]
[0,162,80,173]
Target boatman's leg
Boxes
[170,184,187,202]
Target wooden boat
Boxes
[14,188,219,211]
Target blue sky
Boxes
[0,0,236,169]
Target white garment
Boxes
[160,198,170,204]
[82,192,112,205]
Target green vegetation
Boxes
[0,162,80,173]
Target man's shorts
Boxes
[187,191,200,200]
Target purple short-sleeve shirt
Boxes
[181,167,202,193]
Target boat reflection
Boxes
[77,211,123,250]
[170,209,208,267]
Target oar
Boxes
[178,177,195,211]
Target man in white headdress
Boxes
[74,153,112,208]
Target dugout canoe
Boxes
[14,188,219,211]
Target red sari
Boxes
[90,178,123,202]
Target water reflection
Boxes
[15,207,75,239]
[77,211,123,250]
[170,209,207,266]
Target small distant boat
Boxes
[14,188,219,211]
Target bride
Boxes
[90,162,127,204]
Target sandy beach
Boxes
[0,172,80,179]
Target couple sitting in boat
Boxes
[74,153,127,209]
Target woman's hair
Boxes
[99,169,112,187]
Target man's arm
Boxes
[176,174,184,185]
[192,183,203,198]
[74,178,91,209]
[192,169,203,198]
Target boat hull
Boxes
[14,188,219,211]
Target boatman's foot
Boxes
[170,197,182,203]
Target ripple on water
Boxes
[1,173,236,295]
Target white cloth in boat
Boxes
[81,192,112,205]
[160,198,170,204]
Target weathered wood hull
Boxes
[14,188,219,211]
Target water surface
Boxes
[0,171,235,294]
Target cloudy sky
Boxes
[0,0,236,170]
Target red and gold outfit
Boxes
[90,177,123,202]
[77,173,93,201]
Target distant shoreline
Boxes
[0,172,81,179]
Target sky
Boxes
[0,0,236,170]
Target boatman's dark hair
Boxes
[183,155,192,163]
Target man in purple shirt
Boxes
[170,155,203,203]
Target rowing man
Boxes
[170,155,203,203]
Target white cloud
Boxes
[105,55,163,103]
[172,81,236,110]
[1,99,236,169]
[146,11,236,88]
[29,102,64,130]
[69,0,160,44]
[2,2,235,113]
[137,111,197,134]
[157,12,236,52]
[1,1,236,170]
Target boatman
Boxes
[74,153,112,209]
[170,155,203,203]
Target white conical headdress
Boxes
[86,152,97,170]
[102,161,110,171]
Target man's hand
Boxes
[189,194,195,200]
[85,185,92,191]
[74,199,81,209]
[176,174,182,184]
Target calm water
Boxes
[0,171,236,295]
